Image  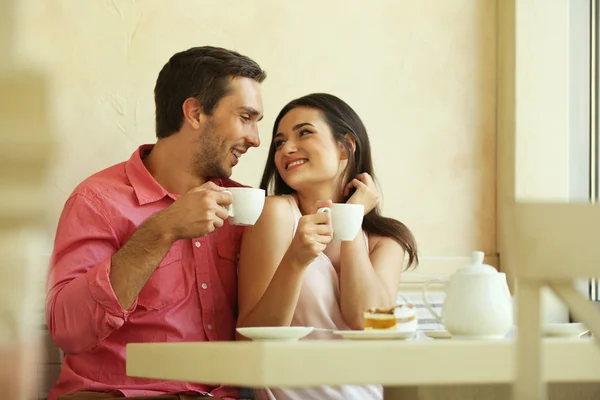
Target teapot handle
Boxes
[422,279,445,325]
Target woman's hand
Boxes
[286,200,333,266]
[344,173,379,215]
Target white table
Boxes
[126,337,600,400]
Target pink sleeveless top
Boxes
[254,195,383,400]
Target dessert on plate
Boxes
[363,305,398,330]
[363,299,417,331]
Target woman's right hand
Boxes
[287,200,333,266]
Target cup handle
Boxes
[422,279,444,325]
[222,190,234,218]
[317,207,333,234]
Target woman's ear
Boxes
[339,134,356,160]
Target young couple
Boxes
[47,46,417,400]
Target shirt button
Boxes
[201,283,208,289]
[207,324,213,330]
[195,241,201,248]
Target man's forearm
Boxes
[110,214,175,309]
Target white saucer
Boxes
[334,329,416,340]
[423,330,452,340]
[543,323,588,338]
[236,326,314,341]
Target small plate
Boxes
[423,330,452,340]
[334,329,415,340]
[236,326,314,341]
[543,323,588,338]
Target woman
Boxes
[237,93,418,400]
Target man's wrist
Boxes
[143,211,178,246]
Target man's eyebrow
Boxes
[239,106,263,121]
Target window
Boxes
[569,0,598,304]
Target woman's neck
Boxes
[295,183,344,215]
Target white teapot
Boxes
[422,251,513,339]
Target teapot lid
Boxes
[456,251,497,275]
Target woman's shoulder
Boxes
[366,233,403,254]
[265,193,294,204]
[366,233,382,253]
[263,194,296,214]
[248,195,297,234]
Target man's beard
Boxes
[193,119,231,179]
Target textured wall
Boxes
[13,0,497,265]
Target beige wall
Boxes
[13,0,498,274]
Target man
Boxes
[46,46,266,400]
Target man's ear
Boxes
[339,134,356,160]
[182,97,204,129]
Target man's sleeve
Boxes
[46,194,137,355]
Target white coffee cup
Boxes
[222,188,265,226]
[317,203,364,241]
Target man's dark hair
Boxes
[154,46,267,138]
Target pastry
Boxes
[364,306,398,330]
[363,301,417,331]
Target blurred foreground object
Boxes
[0,0,55,398]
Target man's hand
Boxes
[155,181,233,240]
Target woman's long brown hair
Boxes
[259,93,418,269]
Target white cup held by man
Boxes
[223,188,265,226]
[317,203,364,241]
